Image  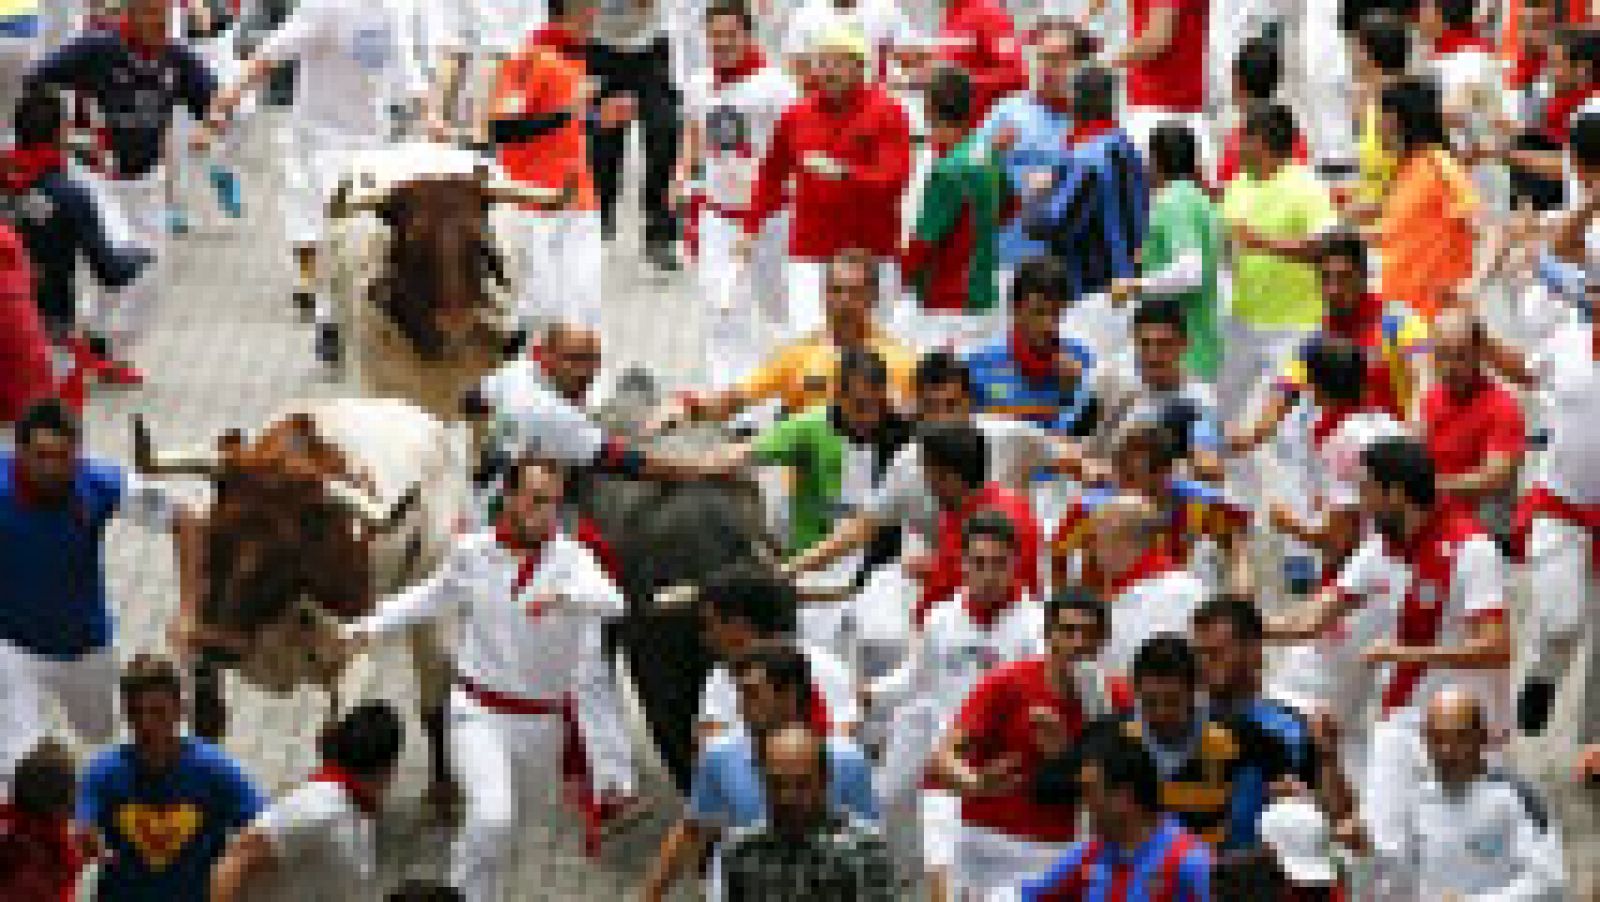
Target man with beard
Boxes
[0,399,186,792]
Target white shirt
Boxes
[1534,323,1600,504]
[685,64,798,211]
[698,643,860,737]
[1335,529,1510,731]
[780,0,916,67]
[1103,568,1206,675]
[1278,408,1408,521]
[350,530,624,701]
[479,358,609,465]
[258,0,426,137]
[420,0,547,55]
[872,592,1043,714]
[243,781,375,902]
[1403,771,1566,901]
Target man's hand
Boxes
[1267,501,1300,536]
[801,151,849,179]
[425,116,457,144]
[955,756,1024,798]
[1022,168,1055,196]
[1078,456,1116,486]
[990,125,1019,155]
[1029,706,1072,759]
[1107,278,1139,308]
[1577,745,1600,782]
[524,592,563,618]
[1055,347,1083,391]
[189,122,218,155]
[1363,641,1403,665]
[1230,222,1266,252]
[598,94,637,129]
[642,398,690,438]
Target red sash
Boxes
[1512,485,1600,573]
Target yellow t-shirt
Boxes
[735,331,917,412]
[1222,164,1338,329]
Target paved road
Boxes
[75,111,1600,897]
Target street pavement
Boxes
[69,111,1600,897]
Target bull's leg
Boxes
[190,653,228,742]
[409,624,458,813]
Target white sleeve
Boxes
[347,543,469,637]
[1335,536,1391,601]
[811,650,861,729]
[869,631,928,709]
[1467,788,1566,902]
[1136,249,1205,296]
[257,0,330,64]
[117,473,178,531]
[1455,536,1508,620]
[864,445,920,523]
[505,398,606,465]
[253,786,335,861]
[539,544,626,618]
[697,667,737,728]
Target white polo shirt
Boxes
[243,780,375,902]
[872,592,1043,716]
[1103,563,1206,676]
[257,0,426,137]
[1404,770,1566,900]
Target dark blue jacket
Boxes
[2,166,151,327]
[1025,129,1149,301]
[27,31,214,179]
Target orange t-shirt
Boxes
[1377,149,1478,320]
[491,39,596,212]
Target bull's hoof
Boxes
[316,323,343,368]
[423,777,462,818]
[292,290,317,322]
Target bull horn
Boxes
[131,415,218,477]
[325,481,422,535]
[484,177,573,211]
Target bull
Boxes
[325,149,570,419]
[133,398,469,793]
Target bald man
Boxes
[1091,495,1206,674]
[1366,688,1565,899]
[1420,310,1527,523]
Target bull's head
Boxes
[134,415,420,634]
[332,167,574,361]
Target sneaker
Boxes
[316,323,342,367]
[1517,678,1557,735]
[210,165,245,218]
[292,290,317,321]
[645,240,680,273]
[165,207,191,236]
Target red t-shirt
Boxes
[0,805,81,902]
[918,482,1042,624]
[939,0,1028,122]
[953,658,1084,841]
[1126,0,1208,112]
[1421,378,1526,479]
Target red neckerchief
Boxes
[117,17,165,62]
[713,46,767,88]
[0,145,65,194]
[1068,119,1116,146]
[531,24,585,61]
[1009,328,1057,384]
[308,764,381,817]
[1324,292,1384,346]
[806,688,831,734]
[1433,28,1494,56]
[1509,47,1547,90]
[1105,546,1178,598]
[1038,92,1071,116]
[1310,401,1364,448]
[963,590,1014,630]
[495,520,551,592]
[1543,84,1598,142]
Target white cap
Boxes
[1258,798,1339,886]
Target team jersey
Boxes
[1278,296,1430,418]
[1334,508,1509,726]
[684,59,797,214]
[964,333,1096,435]
[1049,479,1247,593]
[1025,126,1149,302]
[904,131,1008,314]
[1016,815,1211,901]
[1125,0,1208,112]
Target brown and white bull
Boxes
[134,397,470,790]
[325,146,570,419]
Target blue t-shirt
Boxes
[972,92,1073,267]
[1025,129,1150,301]
[1020,816,1211,901]
[78,738,264,902]
[687,735,879,831]
[0,456,126,658]
[965,335,1097,436]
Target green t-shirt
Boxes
[1144,179,1222,381]
[1221,163,1336,329]
[751,407,849,553]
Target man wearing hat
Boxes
[742,24,912,343]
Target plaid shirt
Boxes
[720,813,897,901]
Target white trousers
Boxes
[85,167,167,347]
[699,209,786,389]
[509,211,605,331]
[1525,515,1595,691]
[573,625,636,798]
[952,823,1071,899]
[0,642,118,795]
[446,688,575,902]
